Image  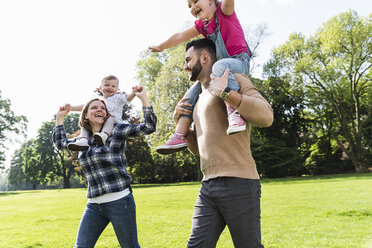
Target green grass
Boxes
[1,173,372,248]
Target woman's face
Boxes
[85,100,107,126]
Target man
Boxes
[173,39,273,247]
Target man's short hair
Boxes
[186,39,216,62]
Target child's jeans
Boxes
[181,52,250,119]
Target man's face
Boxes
[184,47,202,82]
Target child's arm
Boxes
[149,26,200,52]
[70,105,84,112]
[221,0,234,15]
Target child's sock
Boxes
[226,105,246,135]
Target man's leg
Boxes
[215,178,264,248]
[187,181,226,248]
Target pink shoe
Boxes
[156,132,188,155]
[226,110,246,135]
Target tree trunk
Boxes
[352,149,367,173]
[63,176,71,188]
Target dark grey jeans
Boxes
[187,177,264,248]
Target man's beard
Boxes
[190,59,202,81]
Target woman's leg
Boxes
[103,194,141,248]
[74,203,109,248]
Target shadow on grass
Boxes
[0,190,45,197]
[261,172,372,184]
[132,181,201,189]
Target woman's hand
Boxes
[172,97,192,124]
[134,86,150,107]
[56,104,71,126]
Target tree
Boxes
[136,45,200,182]
[0,91,28,169]
[7,140,40,190]
[250,77,310,177]
[266,11,372,172]
[23,113,80,188]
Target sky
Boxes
[0,0,371,169]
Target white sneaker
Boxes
[93,132,108,146]
[67,138,89,151]
[226,111,246,135]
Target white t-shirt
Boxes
[106,93,130,122]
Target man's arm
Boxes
[209,70,273,127]
[172,98,199,155]
[232,74,273,127]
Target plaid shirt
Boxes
[53,106,157,198]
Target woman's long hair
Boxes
[79,98,111,132]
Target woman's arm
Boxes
[53,104,75,149]
[114,87,157,139]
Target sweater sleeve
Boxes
[235,73,274,127]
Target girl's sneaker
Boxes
[67,138,89,151]
[156,132,188,155]
[226,111,246,135]
[93,132,108,146]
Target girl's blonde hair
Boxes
[79,98,111,132]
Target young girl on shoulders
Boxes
[150,0,252,154]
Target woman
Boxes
[53,86,156,248]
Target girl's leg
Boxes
[74,203,110,248]
[67,127,90,151]
[94,116,116,146]
[212,59,247,135]
[156,82,201,155]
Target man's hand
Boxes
[173,97,192,124]
[208,68,230,97]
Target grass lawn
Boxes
[0,173,371,248]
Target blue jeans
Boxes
[74,193,140,248]
[212,53,250,91]
[187,177,264,248]
[182,53,250,119]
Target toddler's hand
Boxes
[132,85,144,93]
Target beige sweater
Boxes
[188,74,274,181]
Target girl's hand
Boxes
[148,45,163,53]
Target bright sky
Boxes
[0,0,370,169]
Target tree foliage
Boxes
[7,140,39,190]
[136,45,200,182]
[23,113,80,188]
[265,10,372,172]
[0,91,28,169]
